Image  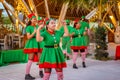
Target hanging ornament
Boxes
[97,45,100,48]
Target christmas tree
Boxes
[94,25,109,60]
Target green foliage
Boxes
[1,16,11,24]
[51,0,109,10]
[94,26,109,60]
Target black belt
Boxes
[32,36,36,38]
[44,44,59,48]
[72,34,83,38]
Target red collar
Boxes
[47,30,55,35]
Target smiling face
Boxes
[47,19,56,31]
[31,18,37,25]
[74,22,80,29]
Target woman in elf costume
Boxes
[36,18,68,80]
[60,19,73,59]
[24,13,43,80]
[80,16,90,53]
[37,16,46,78]
[70,19,87,69]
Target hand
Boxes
[38,23,44,30]
[34,28,37,33]
[69,32,74,37]
[84,31,87,35]
[61,21,67,27]
[70,37,72,42]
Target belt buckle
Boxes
[54,44,58,48]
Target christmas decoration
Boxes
[94,26,109,60]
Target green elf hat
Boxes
[66,19,70,25]
[38,16,44,22]
[81,16,85,19]
[45,18,55,25]
[28,13,36,20]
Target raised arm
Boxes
[62,21,69,36]
[36,24,44,42]
[27,28,36,40]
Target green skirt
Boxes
[39,47,67,68]
[71,36,87,50]
[62,37,72,54]
[84,35,90,46]
[24,38,43,53]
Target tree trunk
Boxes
[104,23,114,34]
[31,0,38,18]
[1,1,25,28]
[2,3,16,28]
[98,0,102,20]
[21,0,32,14]
[44,0,50,18]
[101,4,114,25]
[109,10,117,28]
[28,0,38,18]
[27,0,34,11]
[57,2,69,29]
[114,2,120,24]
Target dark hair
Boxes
[73,22,78,28]
[46,19,55,30]
[26,20,31,26]
[83,19,88,22]
[67,23,70,26]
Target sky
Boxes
[0,2,13,17]
[0,3,8,16]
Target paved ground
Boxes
[0,58,120,80]
[0,43,120,80]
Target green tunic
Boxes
[59,25,74,53]
[24,25,42,53]
[71,28,87,50]
[80,21,90,46]
[39,30,67,68]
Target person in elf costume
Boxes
[24,13,43,80]
[37,16,46,77]
[36,18,68,80]
[59,19,74,59]
[70,18,88,69]
[80,16,90,53]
